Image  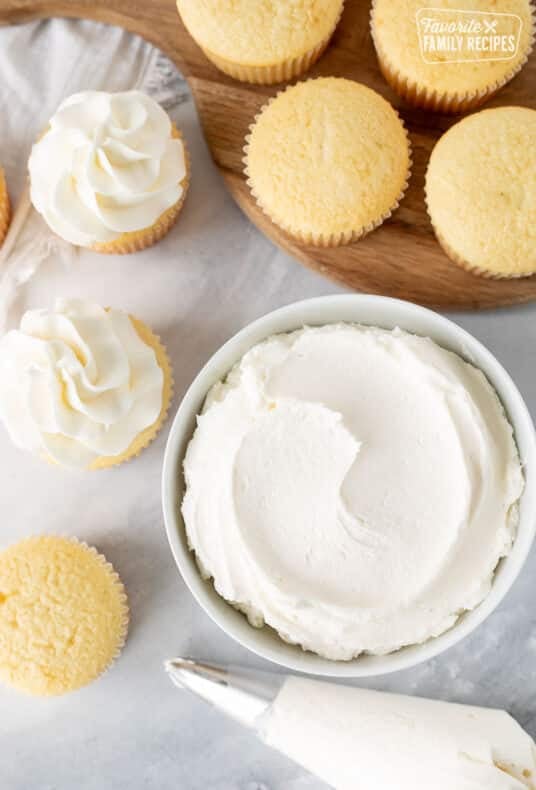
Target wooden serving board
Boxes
[2,0,536,308]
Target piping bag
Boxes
[165,657,536,790]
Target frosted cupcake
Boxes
[0,298,173,469]
[371,0,535,112]
[0,167,10,246]
[426,106,536,278]
[176,0,344,84]
[0,536,128,696]
[244,77,411,246]
[28,91,189,253]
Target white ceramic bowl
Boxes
[162,295,536,677]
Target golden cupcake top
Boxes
[176,0,344,66]
[371,0,534,96]
[425,106,536,278]
[245,77,411,244]
[0,536,128,696]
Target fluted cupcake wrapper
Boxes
[189,2,344,85]
[0,535,129,696]
[423,176,536,280]
[431,221,535,280]
[0,168,11,247]
[89,317,174,470]
[243,81,412,247]
[370,0,536,113]
[66,537,130,673]
[90,125,190,255]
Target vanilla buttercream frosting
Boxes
[28,91,186,246]
[182,324,524,659]
[262,677,536,789]
[0,299,164,468]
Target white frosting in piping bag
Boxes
[28,90,186,246]
[261,677,536,789]
[182,324,523,659]
[0,299,163,468]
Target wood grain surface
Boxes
[1,0,535,308]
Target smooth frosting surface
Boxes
[0,299,163,468]
[262,677,536,789]
[29,90,186,246]
[182,324,523,659]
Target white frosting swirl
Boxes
[0,299,164,468]
[183,324,524,659]
[28,91,186,246]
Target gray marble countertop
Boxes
[1,17,535,790]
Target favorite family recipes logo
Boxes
[416,8,523,63]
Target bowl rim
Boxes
[162,294,536,677]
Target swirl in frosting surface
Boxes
[0,299,163,468]
[29,91,186,246]
[182,324,524,659]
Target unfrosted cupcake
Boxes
[371,0,535,112]
[0,298,173,469]
[176,0,344,84]
[425,106,536,278]
[244,77,411,246]
[28,91,189,254]
[0,536,128,696]
[0,167,10,246]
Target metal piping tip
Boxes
[164,657,284,730]
[165,657,228,690]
